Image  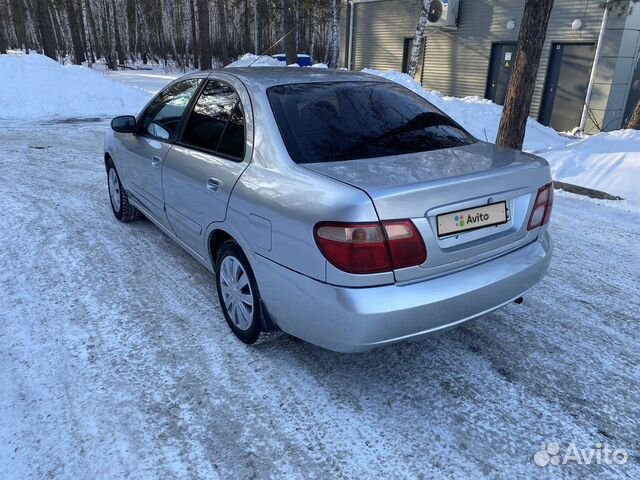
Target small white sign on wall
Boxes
[505,52,512,61]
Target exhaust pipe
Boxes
[514,297,524,304]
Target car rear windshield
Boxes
[267,81,475,164]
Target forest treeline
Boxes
[0,0,342,69]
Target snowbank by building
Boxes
[0,53,151,120]
[541,129,640,210]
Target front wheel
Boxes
[107,160,141,222]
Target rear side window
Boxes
[268,81,475,164]
[181,80,245,160]
[140,79,202,140]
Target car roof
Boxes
[211,67,391,88]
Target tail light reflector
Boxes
[528,183,554,230]
[314,220,426,274]
[382,220,427,269]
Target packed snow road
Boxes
[0,120,638,479]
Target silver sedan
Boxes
[104,68,553,352]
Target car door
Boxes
[162,76,252,258]
[118,78,203,223]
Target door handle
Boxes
[151,155,162,166]
[207,177,222,192]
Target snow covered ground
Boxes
[1,119,639,479]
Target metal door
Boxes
[121,78,203,223]
[486,43,517,105]
[539,43,595,131]
[162,78,252,258]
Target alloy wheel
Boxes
[219,255,254,331]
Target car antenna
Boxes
[247,27,297,67]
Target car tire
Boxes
[215,241,278,345]
[107,159,142,222]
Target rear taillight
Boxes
[528,183,554,230]
[314,220,426,274]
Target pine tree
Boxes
[496,0,554,150]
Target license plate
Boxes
[437,201,508,237]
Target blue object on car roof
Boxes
[272,53,312,67]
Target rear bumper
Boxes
[254,231,552,352]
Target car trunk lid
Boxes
[303,142,551,282]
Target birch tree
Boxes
[407,0,429,77]
[328,0,339,67]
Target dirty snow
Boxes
[0,53,151,119]
[1,119,639,479]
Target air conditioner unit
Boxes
[426,0,459,29]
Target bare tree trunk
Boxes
[310,3,317,61]
[0,1,7,54]
[9,0,28,52]
[283,0,296,64]
[496,0,554,150]
[33,0,57,59]
[197,0,211,69]
[215,0,229,64]
[253,0,259,53]
[329,0,339,68]
[242,0,251,54]
[408,0,428,77]
[65,0,85,64]
[190,0,198,68]
[81,0,94,65]
[85,0,100,60]
[111,0,125,65]
[626,100,640,130]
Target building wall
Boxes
[342,0,639,132]
[347,0,423,71]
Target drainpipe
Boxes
[348,1,355,70]
[578,2,610,133]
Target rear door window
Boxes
[140,79,202,140]
[268,81,475,164]
[180,80,245,160]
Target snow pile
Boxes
[362,68,569,153]
[226,53,282,68]
[541,129,640,209]
[0,53,151,120]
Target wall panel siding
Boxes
[346,0,635,131]
[351,0,423,71]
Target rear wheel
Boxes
[215,242,278,345]
[107,159,141,222]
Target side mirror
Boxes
[111,115,137,133]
